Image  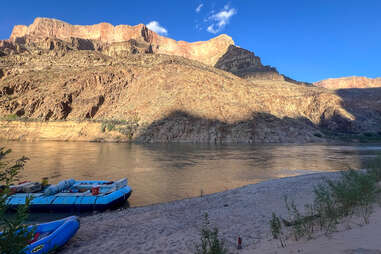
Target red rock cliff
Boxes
[9,17,234,66]
[314,76,381,89]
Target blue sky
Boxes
[0,0,380,82]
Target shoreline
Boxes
[61,172,346,253]
[2,120,381,144]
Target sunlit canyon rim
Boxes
[0,17,380,143]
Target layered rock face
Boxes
[7,17,233,66]
[314,76,381,89]
[3,17,305,82]
[1,18,380,143]
[1,47,379,143]
[215,45,283,80]
[215,45,311,85]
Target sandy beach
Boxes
[61,172,381,254]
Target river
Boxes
[3,141,381,208]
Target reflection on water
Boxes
[3,141,381,207]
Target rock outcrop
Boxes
[7,17,234,66]
[3,17,309,84]
[215,45,310,85]
[215,45,283,80]
[314,77,381,89]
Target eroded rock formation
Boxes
[2,17,309,83]
[1,18,380,143]
[215,45,283,80]
[314,76,381,89]
[7,17,234,66]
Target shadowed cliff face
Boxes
[215,45,283,80]
[215,45,311,85]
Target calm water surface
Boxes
[3,141,381,207]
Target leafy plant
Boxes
[195,213,228,254]
[0,147,34,254]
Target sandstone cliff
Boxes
[2,17,306,83]
[314,76,381,89]
[1,47,378,143]
[8,17,233,66]
[1,18,380,143]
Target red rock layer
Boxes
[314,76,381,89]
[9,17,234,66]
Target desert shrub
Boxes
[0,147,33,254]
[365,155,381,181]
[313,183,339,233]
[195,213,228,254]
[321,169,377,225]
[2,114,19,121]
[271,167,379,241]
[100,120,116,132]
[99,118,139,139]
[269,213,286,247]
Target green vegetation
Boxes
[99,118,139,139]
[321,129,381,143]
[269,213,286,248]
[195,213,228,254]
[0,114,41,122]
[270,155,381,242]
[0,147,33,254]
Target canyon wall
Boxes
[8,17,234,66]
[314,76,381,89]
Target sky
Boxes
[0,0,380,82]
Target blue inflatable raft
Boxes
[23,216,80,254]
[7,178,132,212]
[0,216,79,254]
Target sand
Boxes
[61,172,381,254]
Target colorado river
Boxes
[3,141,381,207]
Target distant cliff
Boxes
[7,17,233,66]
[314,76,381,89]
[2,17,307,83]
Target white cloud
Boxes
[206,5,236,34]
[196,3,204,13]
[146,21,168,35]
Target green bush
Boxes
[324,169,377,223]
[2,114,19,121]
[195,213,228,254]
[272,164,380,241]
[269,212,286,247]
[0,147,33,254]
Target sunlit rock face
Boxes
[4,17,308,83]
[314,77,381,89]
[8,17,234,66]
